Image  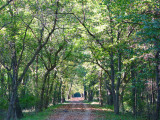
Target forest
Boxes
[0,0,160,120]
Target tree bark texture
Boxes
[115,51,121,114]
[110,51,117,114]
[155,50,160,120]
[131,62,136,115]
[99,70,103,106]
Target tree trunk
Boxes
[68,83,72,100]
[44,74,50,109]
[7,48,23,120]
[110,51,116,114]
[155,50,160,120]
[53,82,58,105]
[107,90,113,105]
[6,84,17,120]
[115,51,121,114]
[120,88,125,114]
[84,84,87,100]
[61,82,64,103]
[7,72,12,101]
[7,84,23,120]
[104,75,113,105]
[45,71,57,108]
[38,71,50,111]
[15,96,23,118]
[35,55,39,89]
[147,94,151,120]
[99,70,103,106]
[45,81,53,107]
[58,81,62,103]
[88,90,93,102]
[5,4,59,118]
[131,62,136,115]
[35,55,39,112]
[0,70,4,97]
[151,78,155,105]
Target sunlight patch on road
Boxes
[91,102,99,105]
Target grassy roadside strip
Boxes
[20,104,62,120]
[84,101,146,120]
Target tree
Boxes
[0,0,60,119]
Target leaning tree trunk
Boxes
[6,2,59,118]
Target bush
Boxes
[19,93,37,109]
[0,97,8,110]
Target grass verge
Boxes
[88,102,146,120]
[20,104,62,120]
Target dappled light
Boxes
[47,98,106,120]
[0,0,159,120]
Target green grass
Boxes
[82,100,146,120]
[20,104,62,120]
[91,104,146,120]
[82,99,99,104]
[20,100,147,120]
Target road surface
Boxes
[47,98,105,120]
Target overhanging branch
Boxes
[0,0,13,11]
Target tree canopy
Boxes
[0,0,160,120]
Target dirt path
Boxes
[47,98,105,120]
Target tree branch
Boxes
[18,0,59,83]
[17,18,34,68]
[0,22,12,30]
[0,0,13,11]
[96,60,111,80]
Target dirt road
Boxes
[47,98,105,120]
